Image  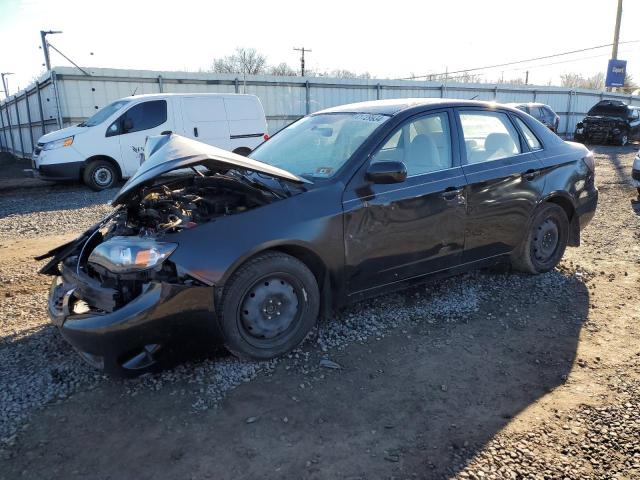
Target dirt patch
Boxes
[1,145,639,479]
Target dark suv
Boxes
[575,100,640,146]
[507,103,560,133]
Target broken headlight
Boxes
[88,236,177,274]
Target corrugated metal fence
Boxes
[1,66,639,158]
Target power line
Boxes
[402,40,640,80]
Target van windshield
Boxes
[249,112,390,180]
[79,100,130,127]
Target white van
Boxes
[31,93,268,190]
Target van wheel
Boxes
[83,160,117,191]
[219,251,319,360]
[511,203,569,274]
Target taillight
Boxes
[263,134,269,141]
[582,150,595,172]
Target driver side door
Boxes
[342,110,467,297]
[107,99,170,177]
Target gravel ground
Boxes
[0,145,639,478]
[0,185,117,240]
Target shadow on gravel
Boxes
[1,270,590,480]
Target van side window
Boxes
[108,100,167,136]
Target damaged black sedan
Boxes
[39,99,598,376]
[574,100,640,146]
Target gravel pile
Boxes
[0,186,117,240]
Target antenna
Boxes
[131,86,138,96]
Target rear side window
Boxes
[514,117,542,150]
[459,111,521,164]
[108,100,167,136]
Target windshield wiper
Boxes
[236,172,286,199]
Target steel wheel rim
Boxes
[239,275,300,342]
[93,167,113,187]
[533,218,559,262]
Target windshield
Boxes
[249,112,390,179]
[80,100,130,127]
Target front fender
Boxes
[167,185,345,289]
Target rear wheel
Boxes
[219,252,319,360]
[511,203,569,274]
[83,159,118,191]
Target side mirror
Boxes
[366,161,407,184]
[123,118,134,132]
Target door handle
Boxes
[442,186,463,200]
[522,169,539,181]
[193,127,199,137]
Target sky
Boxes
[0,0,639,95]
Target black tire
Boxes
[83,159,118,191]
[511,203,569,274]
[219,251,320,360]
[617,131,629,146]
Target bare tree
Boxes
[268,62,297,76]
[211,48,267,75]
[560,72,605,90]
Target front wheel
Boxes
[219,252,320,360]
[83,159,118,191]
[617,131,629,146]
[511,203,569,274]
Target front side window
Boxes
[249,112,389,180]
[371,112,452,176]
[108,100,167,137]
[459,111,521,164]
[514,116,542,150]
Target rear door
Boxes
[629,108,640,140]
[455,109,545,263]
[224,96,268,152]
[180,96,230,150]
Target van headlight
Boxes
[88,237,177,273]
[43,136,74,150]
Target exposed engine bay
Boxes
[109,173,274,237]
[39,172,279,314]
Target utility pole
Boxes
[294,47,311,76]
[1,72,13,98]
[609,0,623,92]
[611,0,623,60]
[40,30,62,70]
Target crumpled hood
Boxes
[111,134,307,206]
[38,125,88,144]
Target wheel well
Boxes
[268,245,326,286]
[232,147,252,157]
[83,155,122,180]
[544,195,579,246]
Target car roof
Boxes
[316,98,521,116]
[503,102,549,108]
